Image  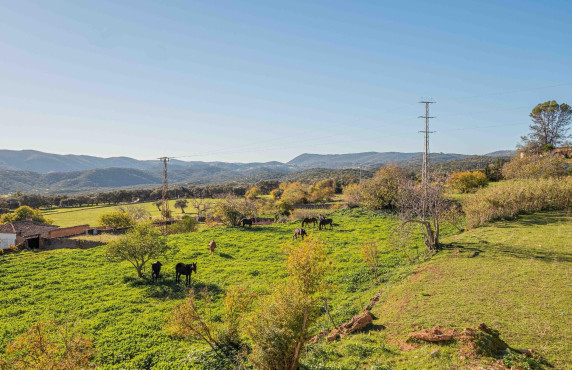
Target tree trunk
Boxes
[290,305,308,370]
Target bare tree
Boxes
[190,192,210,218]
[396,179,451,251]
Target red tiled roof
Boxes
[0,220,59,238]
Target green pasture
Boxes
[0,209,435,369]
[307,211,572,369]
[41,199,216,227]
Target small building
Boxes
[0,220,60,249]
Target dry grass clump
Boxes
[464,177,572,228]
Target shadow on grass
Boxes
[494,212,571,228]
[218,253,234,259]
[123,275,224,299]
[442,241,572,263]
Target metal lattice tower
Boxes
[158,157,173,231]
[418,101,435,189]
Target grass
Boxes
[306,211,572,369]
[0,209,433,369]
[41,199,217,227]
[2,208,569,368]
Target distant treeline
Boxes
[0,173,363,212]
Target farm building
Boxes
[0,221,90,249]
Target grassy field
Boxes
[0,209,435,369]
[307,211,572,369]
[1,208,570,368]
[41,199,217,227]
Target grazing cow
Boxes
[319,218,333,230]
[241,218,254,227]
[209,240,217,254]
[151,261,162,281]
[301,217,317,228]
[175,262,197,286]
[293,227,307,240]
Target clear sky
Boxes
[1,0,571,162]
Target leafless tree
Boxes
[191,191,210,218]
[396,179,451,251]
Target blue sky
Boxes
[1,0,571,162]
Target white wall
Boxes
[0,233,16,249]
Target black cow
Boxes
[175,262,197,286]
[151,261,162,281]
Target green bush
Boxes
[463,177,572,228]
[168,215,199,234]
[0,206,52,224]
[98,212,135,229]
[447,171,489,193]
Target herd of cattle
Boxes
[150,214,334,285]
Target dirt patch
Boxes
[408,323,509,360]
[309,310,374,343]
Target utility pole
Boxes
[158,157,173,232]
[418,101,435,218]
[418,101,435,189]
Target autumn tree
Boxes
[214,195,258,226]
[360,165,408,210]
[520,100,572,153]
[342,183,363,208]
[447,171,489,193]
[247,238,330,370]
[0,321,95,370]
[0,206,52,224]
[245,187,260,200]
[169,287,256,367]
[106,222,175,278]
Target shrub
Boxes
[168,215,199,234]
[463,177,572,228]
[0,321,95,369]
[447,171,489,193]
[342,183,363,207]
[502,153,569,179]
[98,212,135,229]
[0,206,52,224]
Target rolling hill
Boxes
[0,149,513,194]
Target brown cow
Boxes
[209,240,217,254]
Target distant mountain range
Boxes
[0,149,515,194]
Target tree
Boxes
[0,206,52,224]
[174,199,189,214]
[397,180,451,251]
[245,187,260,200]
[106,222,175,278]
[154,200,163,212]
[214,195,257,226]
[116,205,151,222]
[98,212,135,229]
[247,238,330,370]
[520,100,572,153]
[360,165,408,210]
